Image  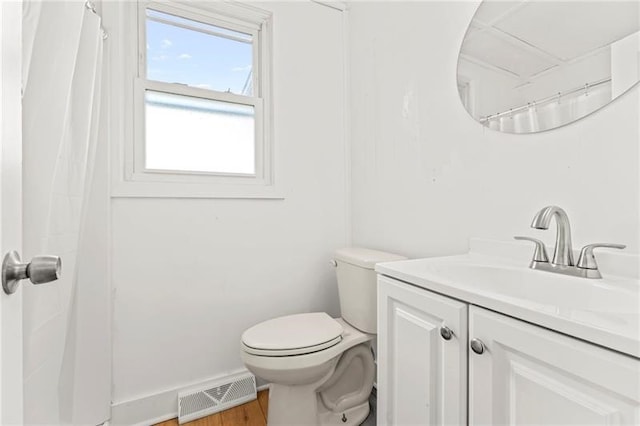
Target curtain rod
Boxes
[85,1,108,40]
[480,77,611,123]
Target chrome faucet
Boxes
[515,205,625,279]
[530,205,574,266]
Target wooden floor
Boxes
[156,390,269,426]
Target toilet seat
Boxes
[242,312,344,357]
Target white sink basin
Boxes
[410,256,638,312]
[376,244,640,358]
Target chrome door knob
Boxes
[2,251,62,295]
[27,255,61,284]
[470,338,485,354]
[440,325,454,341]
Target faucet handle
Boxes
[576,243,626,270]
[514,236,549,263]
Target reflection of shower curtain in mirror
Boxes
[491,83,612,133]
[22,1,103,424]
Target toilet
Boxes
[240,248,406,425]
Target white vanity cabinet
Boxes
[378,275,640,426]
[469,306,640,426]
[377,275,468,426]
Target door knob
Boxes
[2,251,61,295]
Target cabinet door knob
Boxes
[440,325,454,341]
[470,338,485,354]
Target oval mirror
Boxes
[457,1,640,133]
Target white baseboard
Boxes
[110,369,254,426]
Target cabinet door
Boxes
[469,306,640,425]
[377,276,467,426]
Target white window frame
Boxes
[108,0,277,198]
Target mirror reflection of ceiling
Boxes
[457,1,640,134]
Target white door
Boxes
[0,0,23,424]
[377,275,468,426]
[469,305,640,425]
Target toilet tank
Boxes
[333,248,406,334]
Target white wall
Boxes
[347,1,639,259]
[110,2,348,421]
[612,31,640,98]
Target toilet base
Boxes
[268,382,320,425]
[267,382,370,426]
[318,400,370,426]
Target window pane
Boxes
[145,91,255,174]
[146,9,253,96]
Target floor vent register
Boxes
[177,372,257,424]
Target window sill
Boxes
[111,180,285,199]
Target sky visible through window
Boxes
[146,10,253,96]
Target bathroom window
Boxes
[116,1,275,198]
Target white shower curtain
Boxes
[22,2,104,424]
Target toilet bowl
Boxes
[240,248,406,425]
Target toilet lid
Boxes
[242,312,343,356]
